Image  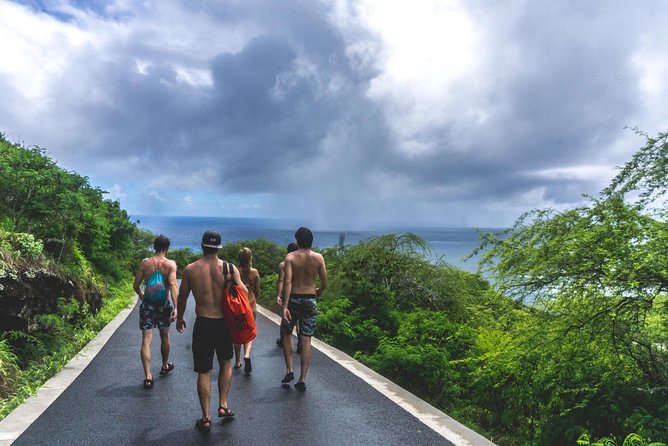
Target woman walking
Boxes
[234,247,260,374]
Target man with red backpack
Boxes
[176,230,248,432]
[133,235,178,390]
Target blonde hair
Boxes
[238,247,253,268]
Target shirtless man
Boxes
[133,235,178,390]
[176,230,248,432]
[280,227,327,391]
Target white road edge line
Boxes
[0,295,139,446]
[257,305,497,446]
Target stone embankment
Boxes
[0,267,101,332]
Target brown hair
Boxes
[295,227,313,249]
[154,235,170,252]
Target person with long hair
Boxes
[234,247,260,374]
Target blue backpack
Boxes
[144,260,167,304]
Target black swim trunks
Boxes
[192,316,234,373]
[281,294,317,337]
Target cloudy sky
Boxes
[1,0,667,229]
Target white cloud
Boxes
[0,1,90,100]
[106,184,127,202]
[148,191,167,202]
[529,165,616,183]
[359,0,482,157]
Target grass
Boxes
[0,281,134,421]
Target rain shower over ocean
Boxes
[133,215,501,272]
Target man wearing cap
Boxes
[176,230,248,432]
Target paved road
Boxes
[9,296,460,446]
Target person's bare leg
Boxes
[218,359,233,410]
[243,340,253,358]
[245,311,256,359]
[242,340,253,374]
[281,328,293,375]
[296,322,302,352]
[197,372,212,420]
[159,328,170,369]
[233,344,242,368]
[297,335,312,384]
[141,330,153,380]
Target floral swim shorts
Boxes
[281,294,317,337]
[139,300,173,331]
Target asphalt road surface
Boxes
[10,296,455,446]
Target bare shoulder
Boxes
[138,257,151,271]
[251,267,260,278]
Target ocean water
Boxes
[132,215,499,272]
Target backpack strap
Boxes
[151,257,164,273]
[223,261,235,284]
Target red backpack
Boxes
[221,261,256,344]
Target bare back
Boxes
[181,256,226,318]
[285,249,327,295]
[239,266,260,302]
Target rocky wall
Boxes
[0,267,102,332]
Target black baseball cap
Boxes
[201,230,222,249]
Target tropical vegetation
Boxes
[1,130,667,445]
[0,134,143,418]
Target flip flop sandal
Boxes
[143,378,154,389]
[281,372,294,383]
[195,418,211,432]
[281,372,294,388]
[159,362,174,375]
[294,381,306,391]
[244,358,252,375]
[218,406,235,418]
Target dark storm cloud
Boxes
[2,0,667,226]
[26,0,385,202]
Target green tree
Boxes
[473,129,668,443]
[0,134,137,280]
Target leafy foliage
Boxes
[0,230,44,261]
[0,134,139,280]
[468,129,668,443]
[0,134,141,420]
[0,282,133,420]
[577,432,667,446]
[0,339,20,400]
